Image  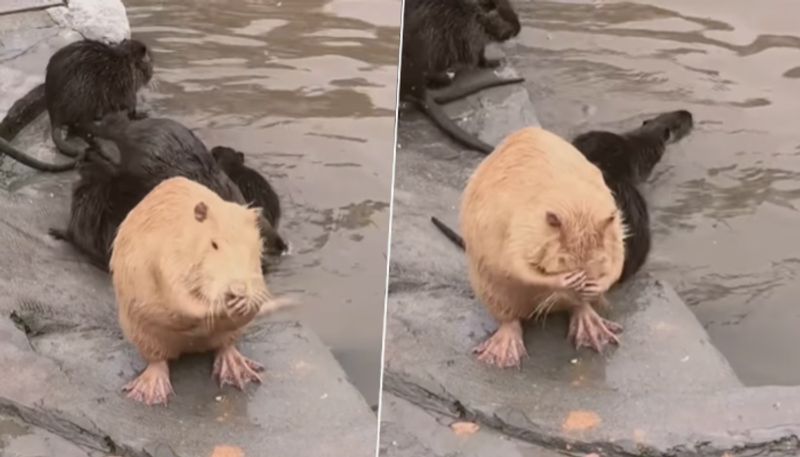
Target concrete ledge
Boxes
[379,393,564,457]
[384,52,800,456]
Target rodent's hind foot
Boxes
[213,345,264,390]
[473,320,527,369]
[568,305,623,353]
[122,361,173,406]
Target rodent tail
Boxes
[416,92,494,154]
[50,125,92,159]
[430,216,465,250]
[0,137,77,172]
[431,69,524,105]
[0,83,45,141]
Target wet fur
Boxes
[211,146,286,253]
[572,110,693,281]
[460,127,625,323]
[110,177,269,362]
[0,38,152,172]
[400,0,523,153]
[50,113,284,269]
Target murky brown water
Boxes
[510,0,800,386]
[124,0,400,406]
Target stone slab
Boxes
[0,413,97,457]
[379,393,566,457]
[0,1,63,16]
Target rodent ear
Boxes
[194,202,208,222]
[545,211,561,228]
[236,152,245,162]
[661,128,671,142]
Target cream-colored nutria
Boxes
[110,176,273,406]
[459,127,626,368]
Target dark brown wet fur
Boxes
[571,110,694,282]
[212,146,287,255]
[400,0,523,153]
[50,113,282,270]
[0,38,152,172]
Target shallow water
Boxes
[124,0,400,406]
[511,0,800,386]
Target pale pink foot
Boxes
[568,305,623,352]
[473,320,528,368]
[122,361,174,406]
[212,345,264,390]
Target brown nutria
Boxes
[460,127,626,367]
[211,146,284,241]
[48,147,150,272]
[572,110,693,282]
[0,38,153,172]
[400,0,524,154]
[49,113,286,271]
[110,176,273,406]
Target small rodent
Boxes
[50,113,285,269]
[460,127,626,367]
[110,176,272,406]
[211,146,287,255]
[0,38,153,172]
[400,0,523,154]
[49,148,150,271]
[572,110,693,281]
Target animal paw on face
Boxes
[578,280,603,299]
[568,306,623,353]
[213,346,264,390]
[225,295,251,318]
[557,271,587,291]
[122,362,173,406]
[472,322,527,368]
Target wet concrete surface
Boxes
[1,0,400,408]
[508,0,800,388]
[385,14,800,456]
[379,394,565,457]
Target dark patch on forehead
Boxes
[194,202,208,222]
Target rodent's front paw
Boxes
[225,296,251,318]
[558,271,587,291]
[579,280,603,299]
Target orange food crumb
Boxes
[210,445,245,457]
[562,410,601,432]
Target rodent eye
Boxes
[211,241,219,250]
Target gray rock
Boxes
[0,413,95,457]
[47,0,129,44]
[379,393,565,457]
